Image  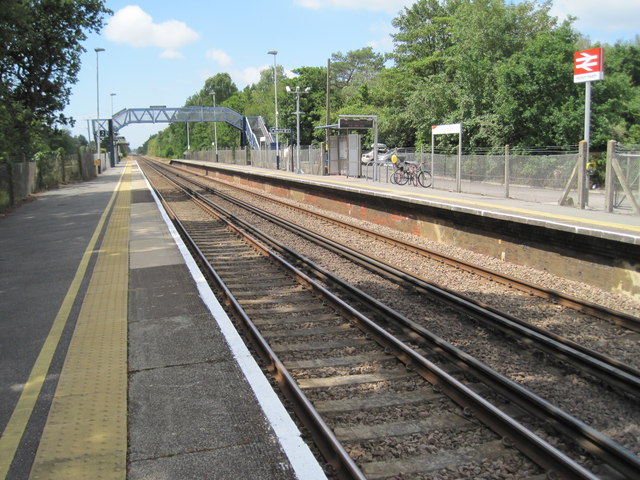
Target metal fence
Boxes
[609,142,640,213]
[191,145,325,175]
[360,148,580,204]
[190,142,638,214]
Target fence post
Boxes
[430,135,435,189]
[578,140,588,209]
[605,140,616,212]
[76,148,84,180]
[8,161,15,207]
[456,132,462,193]
[60,153,65,184]
[504,144,510,198]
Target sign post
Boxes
[574,47,604,208]
[574,47,604,144]
[431,123,462,191]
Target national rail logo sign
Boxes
[574,47,604,83]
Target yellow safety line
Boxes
[226,164,640,234]
[0,168,127,479]
[28,164,131,479]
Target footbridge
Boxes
[92,106,273,151]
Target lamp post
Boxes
[286,85,310,174]
[267,50,279,169]
[94,47,105,153]
[212,92,218,161]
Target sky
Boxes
[63,0,640,149]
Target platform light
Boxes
[94,47,105,154]
[287,85,311,174]
[268,50,280,169]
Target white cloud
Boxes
[161,49,184,59]
[206,49,232,68]
[367,21,395,52]
[548,0,640,41]
[105,6,199,57]
[200,60,298,89]
[198,65,265,89]
[293,0,413,14]
[235,66,265,87]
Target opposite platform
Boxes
[174,160,640,244]
[172,159,640,298]
[0,160,325,479]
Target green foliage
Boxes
[280,67,328,145]
[144,72,247,157]
[495,20,581,146]
[330,47,385,103]
[0,0,111,161]
[34,148,64,190]
[589,43,640,146]
[146,0,640,155]
[391,0,462,76]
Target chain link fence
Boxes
[430,151,578,200]
[360,147,580,204]
[189,142,636,214]
[610,142,640,213]
[191,145,325,175]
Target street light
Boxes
[267,50,279,169]
[286,85,311,174]
[94,47,105,153]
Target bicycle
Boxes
[391,160,432,188]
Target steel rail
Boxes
[181,164,640,333]
[146,160,640,479]
[142,158,602,480]
[142,163,365,480]
[175,170,640,400]
[186,184,640,480]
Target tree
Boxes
[0,0,111,161]
[187,73,240,150]
[280,67,327,145]
[495,20,581,147]
[590,40,640,146]
[143,0,639,155]
[330,47,385,90]
[391,0,462,77]
[392,0,586,149]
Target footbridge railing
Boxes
[92,106,261,150]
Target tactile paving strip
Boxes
[29,164,131,480]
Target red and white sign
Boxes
[431,123,461,135]
[574,47,604,83]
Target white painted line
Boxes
[138,163,327,480]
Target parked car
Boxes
[377,148,414,166]
[361,144,388,164]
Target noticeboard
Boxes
[338,118,373,129]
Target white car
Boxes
[361,144,388,164]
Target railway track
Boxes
[162,160,640,397]
[175,160,640,333]
[139,158,640,479]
